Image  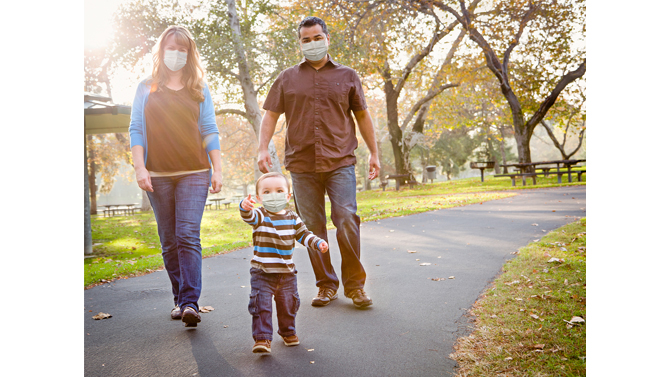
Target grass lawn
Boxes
[85,174,585,288]
[450,218,586,376]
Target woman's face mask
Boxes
[164,49,188,71]
[301,39,328,62]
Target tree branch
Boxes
[527,60,586,130]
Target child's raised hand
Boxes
[318,241,329,253]
[241,194,256,211]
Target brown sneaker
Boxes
[253,339,271,353]
[345,289,372,308]
[282,335,300,346]
[311,287,338,307]
[181,306,201,327]
[170,305,182,320]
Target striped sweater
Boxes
[240,204,325,273]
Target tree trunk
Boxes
[141,190,152,212]
[86,135,98,214]
[384,78,407,177]
[226,0,281,179]
[84,136,93,255]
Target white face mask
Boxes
[164,50,188,71]
[301,39,328,62]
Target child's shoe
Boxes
[253,339,271,353]
[282,335,300,346]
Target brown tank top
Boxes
[145,87,210,172]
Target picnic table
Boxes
[496,159,586,186]
[100,203,140,217]
[209,198,233,210]
[382,174,418,191]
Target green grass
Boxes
[450,218,586,376]
[85,174,585,288]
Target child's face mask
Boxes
[261,192,288,213]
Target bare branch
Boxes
[527,60,586,129]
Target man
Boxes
[257,16,380,309]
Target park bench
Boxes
[383,174,418,191]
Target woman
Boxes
[128,25,222,327]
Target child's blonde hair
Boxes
[255,172,291,195]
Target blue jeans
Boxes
[146,170,210,312]
[290,165,366,295]
[248,268,300,341]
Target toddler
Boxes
[239,172,328,354]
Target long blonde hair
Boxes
[150,25,205,102]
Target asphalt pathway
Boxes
[84,186,586,377]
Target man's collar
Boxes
[299,54,340,68]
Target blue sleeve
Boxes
[200,83,220,153]
[129,80,149,150]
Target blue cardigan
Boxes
[128,79,221,166]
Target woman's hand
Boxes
[210,170,222,194]
[241,194,256,211]
[135,167,153,192]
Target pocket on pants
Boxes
[248,292,259,315]
[292,293,300,313]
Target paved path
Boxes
[84,186,586,377]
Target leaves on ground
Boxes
[92,312,112,320]
[199,306,215,313]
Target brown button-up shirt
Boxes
[263,56,368,173]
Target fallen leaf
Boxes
[430,277,446,281]
[199,306,215,313]
[407,250,417,253]
[530,314,540,320]
[547,257,564,263]
[532,223,539,226]
[389,230,394,232]
[448,276,455,279]
[504,357,513,361]
[92,312,112,320]
[310,361,315,364]
[569,316,585,324]
[419,263,431,266]
[307,349,314,352]
[533,344,545,350]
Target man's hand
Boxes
[318,241,329,253]
[368,153,381,180]
[257,150,272,174]
[241,194,256,211]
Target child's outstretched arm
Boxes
[239,194,260,226]
[294,216,329,253]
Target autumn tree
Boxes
[540,81,586,160]
[85,47,132,214]
[427,0,586,169]
[336,0,477,179]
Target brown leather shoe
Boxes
[282,335,300,346]
[181,306,201,327]
[345,289,372,308]
[170,305,182,320]
[311,287,338,307]
[253,339,271,353]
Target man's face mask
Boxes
[301,39,328,62]
[164,50,188,71]
[261,192,288,213]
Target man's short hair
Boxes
[298,16,329,39]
